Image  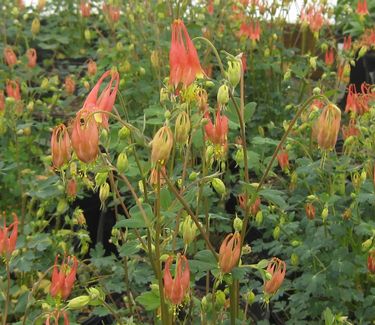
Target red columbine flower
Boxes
[4,46,17,67]
[45,310,70,325]
[316,103,341,151]
[65,76,75,95]
[27,48,37,68]
[342,118,360,140]
[238,21,261,41]
[80,0,91,17]
[264,257,286,295]
[301,5,324,34]
[66,179,77,199]
[51,124,71,168]
[345,84,358,114]
[324,48,334,67]
[277,150,289,171]
[356,0,368,16]
[169,19,203,88]
[238,194,261,215]
[163,254,190,305]
[0,213,18,257]
[219,232,241,273]
[103,4,120,23]
[150,126,174,165]
[343,35,352,52]
[50,255,78,300]
[81,70,120,128]
[305,203,316,220]
[71,108,99,163]
[368,250,375,274]
[87,59,97,77]
[207,0,214,15]
[205,109,228,146]
[6,80,21,101]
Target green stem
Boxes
[2,258,10,325]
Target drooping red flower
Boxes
[103,3,120,23]
[169,19,203,88]
[316,103,341,150]
[0,213,18,257]
[87,59,97,77]
[305,203,315,220]
[238,194,261,215]
[50,255,78,300]
[368,250,375,273]
[65,76,75,95]
[27,48,37,68]
[277,150,289,171]
[80,0,91,17]
[6,80,21,101]
[81,70,120,128]
[300,5,324,34]
[264,257,286,295]
[342,119,360,140]
[4,46,17,67]
[204,109,228,146]
[238,21,261,41]
[45,310,70,325]
[66,179,77,199]
[163,255,190,305]
[356,0,368,16]
[324,48,335,66]
[51,124,71,168]
[219,232,241,273]
[343,35,352,52]
[71,108,99,163]
[207,0,214,15]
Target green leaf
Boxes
[259,188,287,210]
[115,203,154,228]
[135,290,160,311]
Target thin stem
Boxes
[161,169,218,261]
[2,258,11,325]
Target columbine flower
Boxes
[218,232,241,273]
[238,21,261,42]
[264,257,286,295]
[3,46,17,67]
[204,109,228,146]
[169,19,203,88]
[0,213,18,257]
[356,0,368,16]
[50,255,78,300]
[324,48,335,66]
[343,35,352,52]
[150,126,174,165]
[163,254,190,305]
[103,4,120,23]
[6,80,21,101]
[315,103,341,151]
[300,5,324,34]
[81,70,120,128]
[238,194,261,216]
[71,108,99,163]
[342,119,360,140]
[27,48,37,68]
[65,76,75,95]
[51,124,71,168]
[277,150,289,171]
[87,59,97,77]
[80,0,91,17]
[305,203,315,220]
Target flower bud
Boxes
[150,50,159,68]
[150,126,173,165]
[255,210,263,225]
[31,18,40,35]
[180,215,198,246]
[215,290,226,307]
[283,69,291,81]
[175,111,190,145]
[358,46,368,59]
[321,206,329,222]
[315,103,341,151]
[273,226,280,240]
[217,85,229,106]
[291,253,299,266]
[67,295,90,309]
[116,152,129,173]
[95,172,108,187]
[247,291,255,305]
[84,29,91,42]
[56,199,68,215]
[99,183,110,206]
[212,178,226,196]
[309,56,317,70]
[362,238,373,252]
[118,126,131,140]
[227,59,241,88]
[189,171,198,181]
[160,88,169,103]
[233,215,243,232]
[305,203,315,220]
[87,287,104,306]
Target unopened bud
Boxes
[255,210,263,225]
[215,290,226,307]
[227,59,241,88]
[247,291,255,305]
[31,18,40,35]
[95,172,108,187]
[56,199,68,215]
[362,238,373,251]
[217,85,229,105]
[309,56,317,70]
[273,226,280,240]
[233,215,243,232]
[313,87,321,95]
[118,126,131,139]
[212,178,226,196]
[117,152,129,173]
[358,46,368,59]
[321,207,329,221]
[67,295,90,309]
[189,171,198,181]
[291,253,299,266]
[175,111,190,144]
[99,183,110,205]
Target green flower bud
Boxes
[212,178,226,196]
[56,199,68,215]
[41,78,49,89]
[273,226,280,240]
[189,171,198,181]
[118,126,131,140]
[95,172,108,187]
[87,287,104,306]
[67,295,90,309]
[321,206,329,221]
[84,29,91,42]
[291,253,299,266]
[360,170,367,182]
[31,18,40,35]
[233,215,243,232]
[215,290,226,307]
[247,291,255,305]
[227,59,241,88]
[255,210,263,225]
[116,152,129,173]
[180,215,198,246]
[217,85,229,105]
[358,46,368,59]
[362,238,373,251]
[313,87,321,95]
[234,148,244,166]
[283,69,291,81]
[160,87,169,103]
[99,183,110,206]
[309,56,317,70]
[291,240,300,247]
[175,111,190,144]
